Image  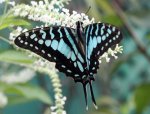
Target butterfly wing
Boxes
[84,23,123,76]
[15,26,87,82]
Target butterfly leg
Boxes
[89,80,98,109]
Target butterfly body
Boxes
[15,21,123,109]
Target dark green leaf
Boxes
[134,83,150,114]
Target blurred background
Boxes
[0,0,150,114]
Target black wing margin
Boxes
[84,23,123,76]
[14,26,87,83]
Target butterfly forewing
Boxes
[84,23,123,76]
[15,27,87,82]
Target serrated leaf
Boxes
[0,50,35,65]
[134,83,150,114]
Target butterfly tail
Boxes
[89,81,98,109]
[83,84,88,110]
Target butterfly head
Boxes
[76,21,84,31]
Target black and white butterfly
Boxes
[14,21,123,109]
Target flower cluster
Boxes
[99,44,123,63]
[10,0,94,28]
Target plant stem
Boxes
[3,0,9,15]
[0,36,10,44]
[111,0,150,62]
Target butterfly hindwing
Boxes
[15,26,87,82]
[84,23,123,76]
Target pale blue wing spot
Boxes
[102,35,106,41]
[101,29,104,35]
[51,40,58,50]
[101,46,104,50]
[90,25,93,35]
[62,65,66,68]
[113,37,116,40]
[116,35,119,38]
[88,36,93,59]
[105,43,108,46]
[50,28,55,39]
[58,39,70,57]
[58,28,63,37]
[107,29,112,34]
[102,25,104,29]
[38,39,44,44]
[64,28,78,54]
[71,52,76,61]
[78,53,84,63]
[30,34,36,39]
[112,27,115,31]
[95,24,99,35]
[58,39,64,51]
[40,30,46,39]
[89,61,90,66]
[77,61,84,72]
[85,26,90,39]
[90,73,93,75]
[25,32,29,37]
[34,38,38,41]
[109,39,112,43]
[67,70,71,73]
[97,36,101,43]
[74,74,79,77]
[45,40,51,47]
[67,51,72,59]
[64,48,71,58]
[74,62,77,67]
[93,36,97,48]
[47,54,51,57]
[106,33,109,37]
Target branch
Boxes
[111,0,150,62]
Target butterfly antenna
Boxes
[85,6,91,15]
[89,81,98,109]
[83,84,88,110]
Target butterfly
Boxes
[14,21,123,109]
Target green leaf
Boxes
[96,0,114,14]
[0,15,30,30]
[0,83,51,105]
[8,96,34,105]
[0,50,35,65]
[102,14,123,26]
[0,18,30,30]
[134,83,150,114]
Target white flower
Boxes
[99,44,123,63]
[0,92,8,108]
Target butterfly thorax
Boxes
[76,21,86,55]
